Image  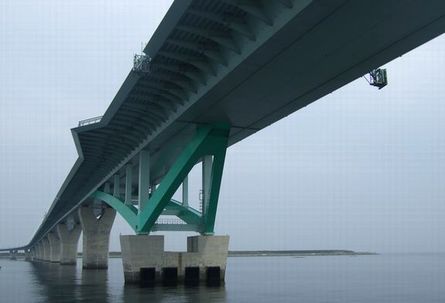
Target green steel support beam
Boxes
[166,199,202,225]
[137,124,229,234]
[202,145,228,234]
[91,191,138,230]
[90,124,229,235]
[92,191,203,231]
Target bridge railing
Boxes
[132,54,151,74]
[155,218,186,225]
[78,116,103,127]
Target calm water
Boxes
[0,254,444,302]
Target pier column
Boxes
[138,150,150,211]
[25,249,32,261]
[79,205,116,269]
[113,174,120,198]
[31,248,37,260]
[34,244,40,260]
[125,164,133,205]
[9,250,17,260]
[42,238,50,262]
[47,232,61,263]
[37,243,43,260]
[56,223,81,265]
[120,235,229,285]
[182,175,189,207]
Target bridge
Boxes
[2,0,445,285]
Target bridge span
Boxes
[1,0,445,285]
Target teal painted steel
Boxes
[92,191,203,232]
[166,199,202,225]
[202,145,228,234]
[137,124,229,234]
[91,191,138,230]
[90,123,229,235]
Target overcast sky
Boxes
[0,1,444,253]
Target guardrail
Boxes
[132,53,151,74]
[155,218,186,225]
[78,116,103,127]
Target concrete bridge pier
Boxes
[29,248,34,261]
[31,248,37,261]
[34,244,41,260]
[38,241,44,261]
[9,250,17,260]
[41,238,51,262]
[37,243,43,261]
[120,235,229,286]
[24,249,32,261]
[47,232,61,263]
[56,223,81,265]
[79,205,116,269]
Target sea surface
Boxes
[0,253,444,303]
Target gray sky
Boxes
[0,1,444,253]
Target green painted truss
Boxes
[91,124,230,235]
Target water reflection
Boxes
[28,260,227,303]
[80,269,111,303]
[8,255,445,303]
[121,284,227,302]
[30,262,80,302]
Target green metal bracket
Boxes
[90,123,230,235]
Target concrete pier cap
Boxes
[120,235,229,285]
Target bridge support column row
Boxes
[57,223,82,265]
[30,222,81,264]
[31,218,114,268]
[120,235,229,285]
[79,205,116,269]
